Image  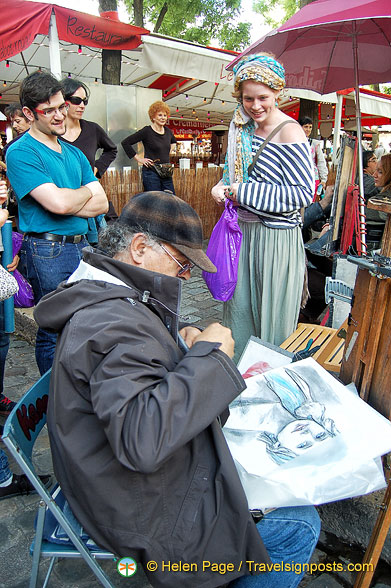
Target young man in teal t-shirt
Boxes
[6,71,108,375]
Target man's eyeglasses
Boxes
[35,103,69,117]
[159,243,194,277]
[67,96,89,106]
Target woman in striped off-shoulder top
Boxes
[211,53,314,361]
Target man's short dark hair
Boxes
[4,102,27,120]
[298,116,313,126]
[19,71,64,114]
[363,150,375,169]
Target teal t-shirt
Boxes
[6,132,96,235]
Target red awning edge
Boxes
[0,0,149,62]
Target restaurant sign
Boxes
[167,119,212,140]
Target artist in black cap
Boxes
[35,191,319,588]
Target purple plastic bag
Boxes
[12,231,23,256]
[202,200,242,301]
[13,269,34,308]
[11,231,34,307]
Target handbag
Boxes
[0,263,18,302]
[151,160,174,179]
[202,200,242,301]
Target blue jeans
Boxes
[21,236,88,375]
[142,167,175,194]
[229,506,320,588]
[0,301,10,395]
[0,449,11,484]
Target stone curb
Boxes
[14,307,37,346]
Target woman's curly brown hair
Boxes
[148,101,170,121]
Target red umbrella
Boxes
[228,0,391,253]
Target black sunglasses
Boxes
[67,96,89,106]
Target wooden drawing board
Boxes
[326,134,356,255]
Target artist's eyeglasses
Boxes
[35,103,69,117]
[67,96,89,106]
[159,243,194,276]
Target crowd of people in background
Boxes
[0,59,390,586]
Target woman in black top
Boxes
[60,78,117,178]
[60,78,118,244]
[121,100,177,193]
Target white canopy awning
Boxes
[139,35,234,86]
[1,18,390,126]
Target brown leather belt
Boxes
[26,232,86,244]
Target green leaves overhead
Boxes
[253,0,298,28]
[123,0,251,50]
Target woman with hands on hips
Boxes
[211,53,314,361]
[121,101,177,193]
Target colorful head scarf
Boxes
[233,53,286,91]
[223,105,255,185]
[222,54,285,184]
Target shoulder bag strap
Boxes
[248,120,299,177]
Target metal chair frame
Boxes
[2,370,115,588]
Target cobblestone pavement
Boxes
[0,268,390,587]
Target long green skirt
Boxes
[223,221,305,363]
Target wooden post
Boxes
[340,198,391,587]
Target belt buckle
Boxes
[250,509,264,523]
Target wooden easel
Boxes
[340,198,391,588]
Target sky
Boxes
[25,0,273,44]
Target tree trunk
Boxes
[298,0,318,136]
[101,50,122,85]
[99,0,121,85]
[133,0,144,28]
[154,2,168,33]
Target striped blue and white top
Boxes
[237,135,315,228]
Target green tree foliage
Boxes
[217,22,252,51]
[253,0,298,28]
[123,0,251,50]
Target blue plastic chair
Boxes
[2,369,115,588]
